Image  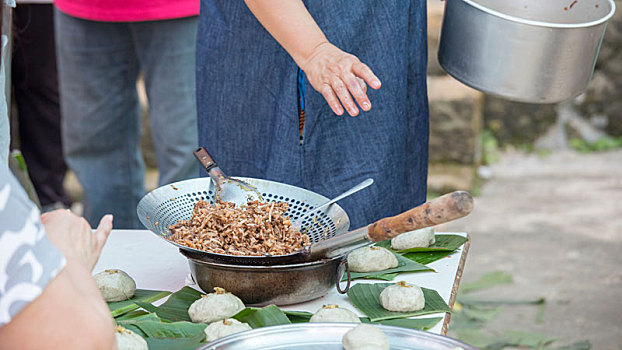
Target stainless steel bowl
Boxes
[198,323,477,350]
[438,0,616,103]
[181,249,348,306]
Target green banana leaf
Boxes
[135,286,203,322]
[342,253,433,282]
[375,234,468,253]
[402,251,454,265]
[362,317,443,331]
[130,320,207,339]
[116,312,162,324]
[347,283,451,321]
[283,310,442,330]
[233,305,291,328]
[108,289,171,317]
[145,332,206,350]
[283,310,314,323]
[115,310,151,321]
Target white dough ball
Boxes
[309,304,361,323]
[94,269,136,302]
[379,281,425,312]
[115,326,148,350]
[391,227,435,250]
[204,318,252,342]
[188,287,245,324]
[347,246,398,272]
[342,323,389,350]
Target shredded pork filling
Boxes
[167,200,310,256]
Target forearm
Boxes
[244,0,328,69]
[0,261,116,350]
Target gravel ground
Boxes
[437,149,622,349]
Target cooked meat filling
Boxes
[168,200,310,256]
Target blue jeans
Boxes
[55,11,199,228]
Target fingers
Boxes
[320,84,344,116]
[352,62,381,90]
[343,73,370,112]
[331,77,359,116]
[304,42,381,117]
[95,215,113,250]
[357,78,367,93]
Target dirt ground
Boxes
[437,149,622,349]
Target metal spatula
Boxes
[193,147,263,204]
[291,178,373,230]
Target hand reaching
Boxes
[41,209,113,271]
[302,42,381,117]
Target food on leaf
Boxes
[347,246,398,272]
[188,287,245,324]
[115,325,148,350]
[391,227,435,250]
[309,304,361,323]
[379,281,425,312]
[204,318,252,342]
[94,269,137,302]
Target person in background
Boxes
[196,1,429,228]
[54,0,199,228]
[11,0,73,212]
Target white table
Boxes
[94,230,469,335]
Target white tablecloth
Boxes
[94,230,469,335]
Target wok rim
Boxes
[137,176,351,265]
[181,248,345,269]
[461,0,616,29]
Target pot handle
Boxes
[367,191,473,242]
[336,259,351,294]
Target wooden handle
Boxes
[193,147,219,173]
[367,191,474,242]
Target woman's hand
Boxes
[302,42,381,117]
[41,209,113,271]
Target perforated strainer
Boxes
[137,176,351,265]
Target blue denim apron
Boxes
[196,0,429,229]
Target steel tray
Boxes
[198,323,476,350]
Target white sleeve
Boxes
[0,167,66,326]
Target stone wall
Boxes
[427,0,622,160]
[576,0,622,137]
[427,1,483,192]
[475,1,622,147]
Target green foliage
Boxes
[570,136,622,153]
[482,130,501,165]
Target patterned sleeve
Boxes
[0,167,66,326]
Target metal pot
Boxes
[438,0,616,103]
[181,249,350,306]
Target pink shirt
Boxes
[54,0,199,22]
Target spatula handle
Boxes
[367,191,474,242]
[193,147,227,192]
[193,147,219,174]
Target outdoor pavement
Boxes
[437,149,622,349]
